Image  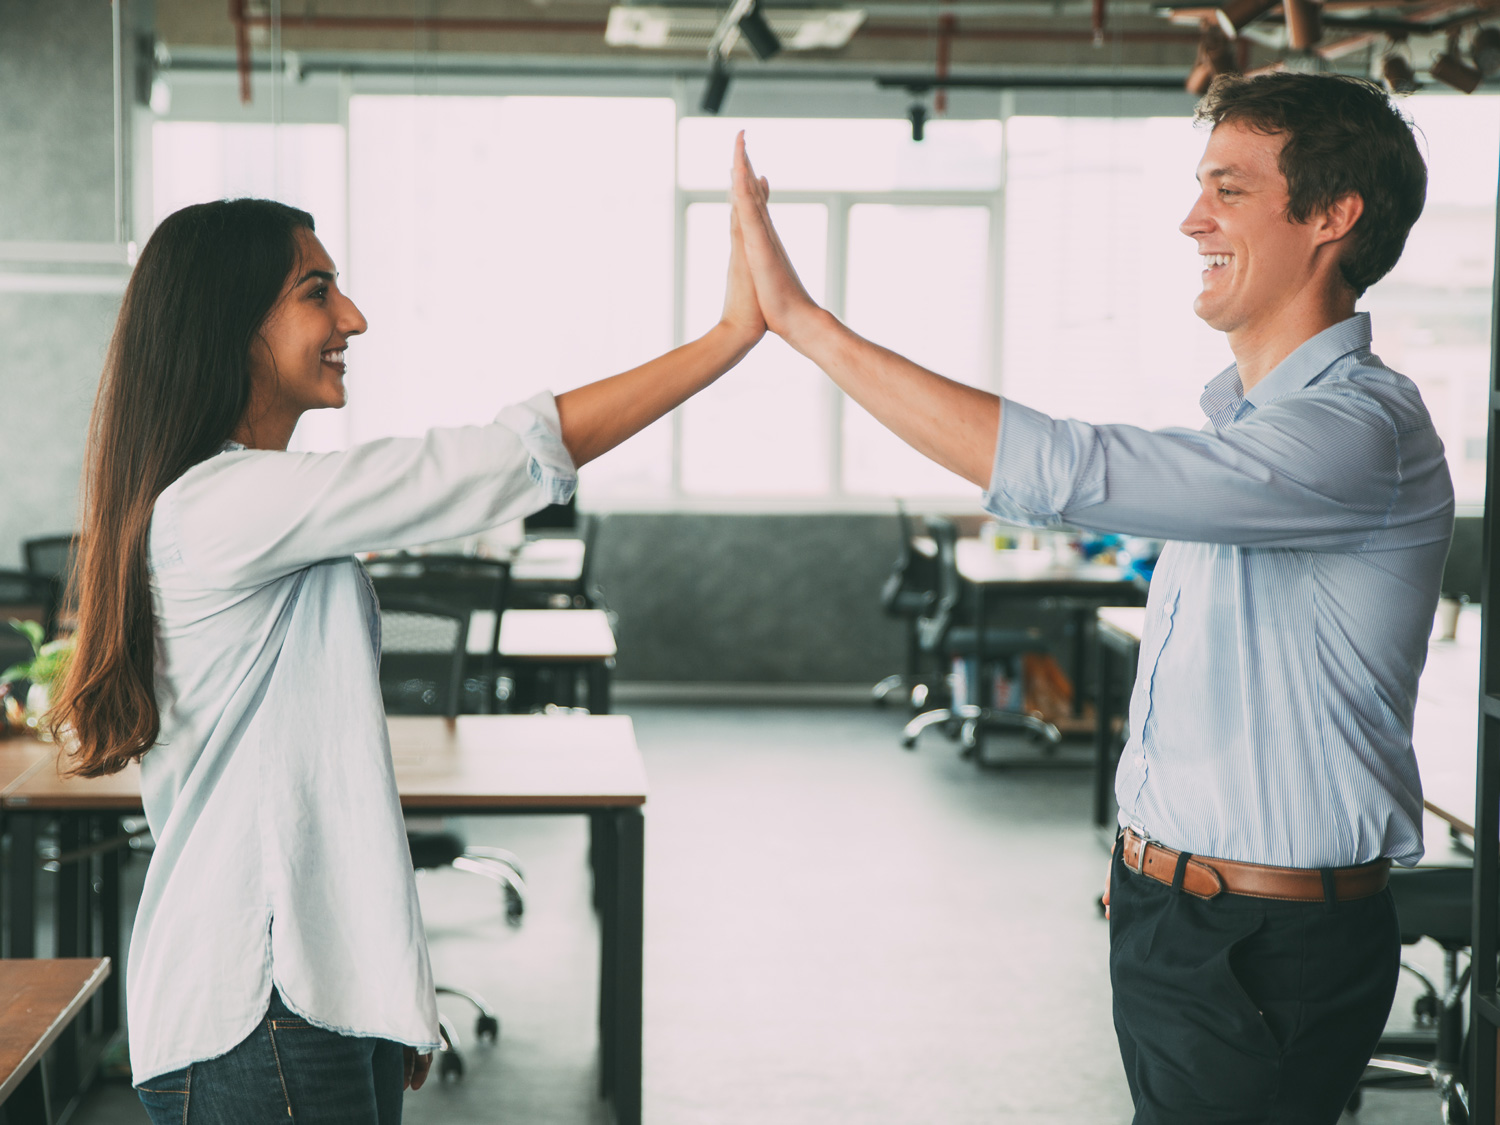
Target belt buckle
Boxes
[1124,829,1147,876]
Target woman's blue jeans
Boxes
[136,990,405,1124]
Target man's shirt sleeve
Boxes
[983,389,1414,551]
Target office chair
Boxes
[1441,516,1482,606]
[22,534,78,626]
[901,516,1061,756]
[0,569,58,650]
[1351,864,1471,1122]
[375,594,527,1082]
[366,555,511,714]
[871,502,939,710]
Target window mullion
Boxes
[826,193,849,499]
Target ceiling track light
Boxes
[701,53,731,113]
[1284,0,1321,51]
[1472,26,1500,77]
[1213,0,1278,39]
[1432,31,1483,93]
[1186,18,1236,95]
[737,0,783,60]
[908,101,928,141]
[1381,51,1419,93]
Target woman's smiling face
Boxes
[248,228,368,422]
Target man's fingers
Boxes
[410,1051,433,1091]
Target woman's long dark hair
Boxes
[53,199,314,777]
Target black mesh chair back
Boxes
[881,502,939,617]
[0,568,58,646]
[24,534,78,586]
[376,596,469,718]
[365,554,509,655]
[1442,515,1482,604]
[916,515,962,652]
[523,494,577,534]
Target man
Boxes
[730,73,1453,1122]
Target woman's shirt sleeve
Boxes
[154,392,577,588]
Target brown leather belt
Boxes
[1121,828,1390,903]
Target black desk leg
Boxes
[1070,609,1090,718]
[101,825,121,1035]
[609,808,644,1125]
[970,585,989,762]
[54,815,81,1097]
[588,662,612,716]
[1093,643,1115,828]
[5,1058,51,1125]
[591,811,618,1099]
[8,812,37,958]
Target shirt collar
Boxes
[219,440,247,454]
[1199,312,1372,428]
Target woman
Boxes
[51,196,763,1123]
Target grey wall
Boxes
[0,0,130,567]
[592,513,910,685]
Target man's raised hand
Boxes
[730,132,825,347]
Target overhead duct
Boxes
[606,5,864,52]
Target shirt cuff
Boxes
[496,392,578,506]
[981,398,1107,526]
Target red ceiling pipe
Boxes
[935,10,957,112]
[230,0,252,104]
[1093,0,1107,45]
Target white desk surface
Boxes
[955,540,1132,586]
[510,537,585,583]
[1093,603,1484,836]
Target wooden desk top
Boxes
[0,958,110,1103]
[3,715,645,813]
[499,609,617,660]
[0,743,53,798]
[510,537,585,584]
[955,540,1137,590]
[1092,604,1484,836]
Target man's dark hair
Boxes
[1196,72,1427,297]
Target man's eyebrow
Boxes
[296,269,336,286]
[1195,165,1243,184]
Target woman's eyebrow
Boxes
[296,268,336,286]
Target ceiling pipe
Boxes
[232,9,1200,45]
[1094,0,1108,44]
[230,0,253,103]
[934,8,956,111]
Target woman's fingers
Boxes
[731,133,818,338]
[410,1051,433,1091]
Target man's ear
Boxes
[1313,191,1364,246]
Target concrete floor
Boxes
[68,704,1446,1124]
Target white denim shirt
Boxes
[984,314,1454,868]
[128,394,576,1084]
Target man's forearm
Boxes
[786,309,1002,488]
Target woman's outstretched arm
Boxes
[554,205,763,467]
[728,131,1000,488]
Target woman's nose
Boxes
[340,294,369,337]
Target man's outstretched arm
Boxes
[730,132,1001,488]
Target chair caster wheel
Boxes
[1095,894,1107,918]
[1345,1089,1362,1113]
[476,1014,500,1042]
[900,735,917,750]
[439,1050,465,1082]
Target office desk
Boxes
[498,610,617,714]
[510,537,586,606]
[3,715,648,1125]
[955,541,1147,759]
[1092,605,1483,838]
[0,957,110,1124]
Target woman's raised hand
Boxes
[720,191,767,346]
[730,132,825,346]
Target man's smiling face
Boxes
[1180,120,1331,338]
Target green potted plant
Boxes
[2,620,72,739]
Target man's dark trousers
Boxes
[1109,839,1401,1124]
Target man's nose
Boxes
[1180,195,1213,239]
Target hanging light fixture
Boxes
[1431,31,1482,93]
[1187,18,1237,94]
[1471,26,1500,76]
[1381,51,1419,93]
[1284,0,1322,51]
[736,0,782,59]
[701,53,731,113]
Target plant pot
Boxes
[25,681,52,741]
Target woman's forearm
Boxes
[788,310,1002,488]
[555,323,758,468]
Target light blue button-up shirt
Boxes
[984,314,1454,868]
[129,394,576,1085]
